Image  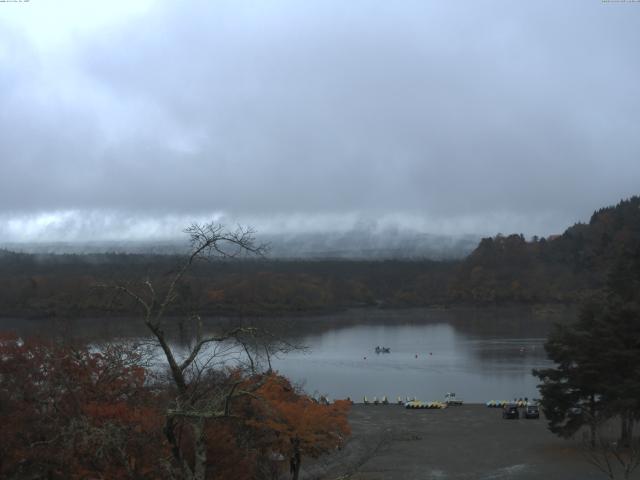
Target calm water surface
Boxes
[1,307,572,403]
[269,307,569,403]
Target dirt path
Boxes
[303,404,628,480]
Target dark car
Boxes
[524,404,540,419]
[502,403,519,419]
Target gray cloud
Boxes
[0,0,639,241]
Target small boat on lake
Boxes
[375,346,391,354]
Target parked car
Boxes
[524,404,540,419]
[502,403,519,419]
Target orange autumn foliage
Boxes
[241,373,351,479]
[0,334,165,479]
[0,335,351,480]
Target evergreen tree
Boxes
[534,304,608,446]
[534,246,640,446]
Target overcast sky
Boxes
[0,0,639,242]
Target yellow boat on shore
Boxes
[405,400,447,409]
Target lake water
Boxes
[268,307,568,403]
[0,306,572,403]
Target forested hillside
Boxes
[451,196,640,303]
[0,252,456,317]
[1,196,638,317]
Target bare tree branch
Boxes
[94,222,279,479]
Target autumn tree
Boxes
[1,223,352,479]
[102,222,277,480]
[243,374,351,480]
[0,334,164,479]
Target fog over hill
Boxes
[1,1,639,247]
[261,231,479,259]
[2,230,480,260]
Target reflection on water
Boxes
[273,324,549,402]
[0,306,574,403]
[268,307,572,403]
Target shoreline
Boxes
[303,404,606,479]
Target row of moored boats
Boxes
[486,399,536,408]
[362,392,464,409]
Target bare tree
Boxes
[101,223,270,480]
[234,324,304,374]
[582,426,640,480]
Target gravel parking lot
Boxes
[303,404,622,480]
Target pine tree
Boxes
[534,245,640,446]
